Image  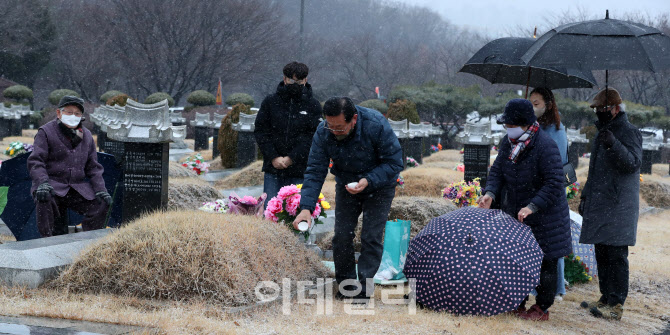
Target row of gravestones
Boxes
[455,117,670,190]
[0,104,34,139]
[171,108,260,168]
[388,119,444,170]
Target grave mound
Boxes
[640,176,670,209]
[168,178,220,210]
[215,160,264,189]
[317,196,457,251]
[168,161,197,178]
[51,211,329,306]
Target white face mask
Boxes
[533,106,546,118]
[61,114,82,127]
[506,127,526,140]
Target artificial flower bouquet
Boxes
[430,145,439,152]
[566,182,580,199]
[406,156,419,168]
[564,253,593,285]
[264,184,330,240]
[442,178,481,208]
[5,141,33,157]
[182,153,210,175]
[396,174,405,189]
[228,193,266,216]
[199,199,228,213]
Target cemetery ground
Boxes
[1,137,670,333]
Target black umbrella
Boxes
[521,10,670,93]
[460,37,597,96]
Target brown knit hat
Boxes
[590,88,623,108]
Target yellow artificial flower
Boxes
[319,193,325,199]
[9,149,14,155]
[296,184,303,189]
[640,174,643,182]
[321,200,331,210]
[575,256,581,261]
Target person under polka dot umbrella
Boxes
[404,207,543,316]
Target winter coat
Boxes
[580,112,642,246]
[27,120,106,201]
[484,128,572,259]
[254,82,322,178]
[299,106,403,212]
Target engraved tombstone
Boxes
[389,119,409,169]
[191,112,213,151]
[106,99,186,223]
[209,113,225,158]
[232,112,258,168]
[456,116,494,188]
[641,132,661,174]
[408,122,424,164]
[566,128,589,169]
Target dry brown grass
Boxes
[398,167,464,198]
[422,149,462,165]
[214,160,264,189]
[51,210,329,306]
[640,175,670,208]
[320,180,337,210]
[0,210,668,334]
[168,177,220,210]
[168,161,197,178]
[0,233,16,243]
[208,157,224,171]
[652,163,668,177]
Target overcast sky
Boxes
[398,0,670,36]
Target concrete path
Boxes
[0,315,148,335]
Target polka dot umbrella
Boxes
[404,207,543,316]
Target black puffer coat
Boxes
[254,82,322,177]
[484,128,572,259]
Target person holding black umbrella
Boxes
[529,87,570,301]
[578,87,642,321]
[478,98,572,321]
[27,96,111,237]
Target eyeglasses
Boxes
[323,122,349,133]
[286,77,306,85]
[593,106,614,113]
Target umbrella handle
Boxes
[103,182,119,228]
[525,67,533,99]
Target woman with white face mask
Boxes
[477,98,571,321]
[529,87,570,303]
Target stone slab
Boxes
[168,148,194,161]
[0,229,112,288]
[199,168,241,183]
[0,315,147,335]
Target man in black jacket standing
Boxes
[579,88,642,321]
[254,62,322,205]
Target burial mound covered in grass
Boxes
[52,211,330,306]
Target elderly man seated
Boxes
[27,96,111,237]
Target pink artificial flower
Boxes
[264,197,283,222]
[241,195,258,205]
[457,164,465,172]
[277,184,300,201]
[312,203,321,218]
[286,194,301,216]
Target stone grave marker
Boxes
[408,122,424,164]
[190,112,213,151]
[566,128,589,169]
[106,99,185,223]
[456,115,496,188]
[210,112,226,158]
[641,131,663,174]
[232,112,258,168]
[389,119,409,169]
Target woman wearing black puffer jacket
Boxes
[478,98,572,321]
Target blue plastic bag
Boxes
[374,219,411,283]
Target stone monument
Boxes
[456,115,496,188]
[408,122,424,164]
[389,119,410,169]
[190,112,213,151]
[566,128,589,169]
[231,112,258,168]
[209,112,226,158]
[106,99,186,223]
[641,131,663,174]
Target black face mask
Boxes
[596,111,613,124]
[286,83,303,98]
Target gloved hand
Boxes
[578,198,586,216]
[598,130,616,149]
[35,182,54,202]
[96,191,112,206]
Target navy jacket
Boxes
[484,128,572,259]
[300,106,403,212]
[254,82,322,178]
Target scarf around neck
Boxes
[507,121,540,163]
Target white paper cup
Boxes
[298,221,309,232]
[347,182,358,189]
